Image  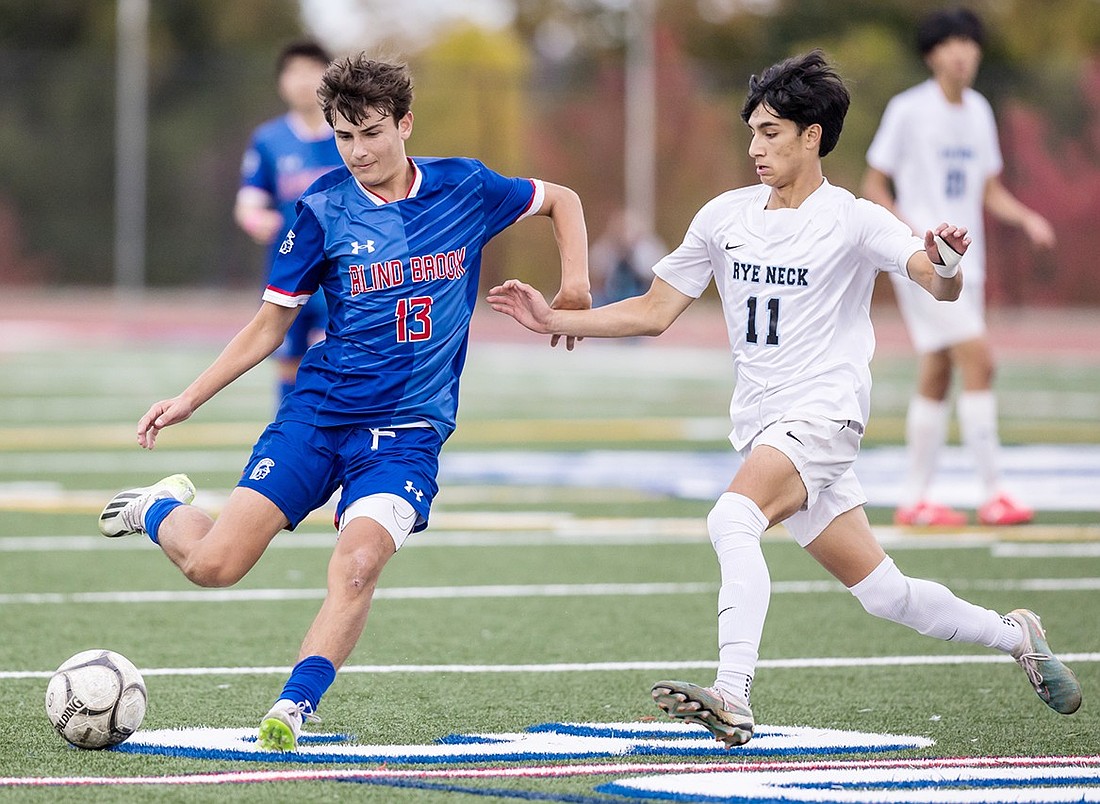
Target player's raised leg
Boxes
[808,507,1081,714]
[100,478,289,589]
[98,474,196,537]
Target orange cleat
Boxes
[894,500,967,527]
[978,493,1034,526]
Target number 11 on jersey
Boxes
[745,296,780,345]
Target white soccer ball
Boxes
[45,649,147,749]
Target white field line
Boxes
[5,653,1100,681]
[3,576,1099,608]
[6,529,1100,552]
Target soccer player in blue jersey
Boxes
[235,40,344,404]
[98,55,591,751]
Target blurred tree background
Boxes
[1,0,1098,303]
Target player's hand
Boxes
[487,279,557,335]
[926,223,970,263]
[547,286,591,351]
[136,397,194,450]
[1022,211,1056,250]
[241,209,284,245]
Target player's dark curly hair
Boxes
[319,55,414,127]
[740,49,850,158]
[917,7,984,56]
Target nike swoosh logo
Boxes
[724,242,746,250]
[786,431,804,445]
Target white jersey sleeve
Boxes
[865,94,906,177]
[651,200,722,298]
[851,198,925,279]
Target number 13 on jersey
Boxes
[395,296,433,342]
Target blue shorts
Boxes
[238,419,441,532]
[277,291,328,361]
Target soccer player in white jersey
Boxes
[862,8,1055,527]
[97,56,591,751]
[489,50,1080,747]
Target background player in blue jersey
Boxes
[98,55,591,751]
[235,40,344,404]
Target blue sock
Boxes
[144,498,184,545]
[277,655,337,715]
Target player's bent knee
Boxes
[180,554,248,588]
[339,493,417,551]
[849,556,910,622]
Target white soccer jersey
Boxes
[866,79,1002,282]
[653,179,922,449]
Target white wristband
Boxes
[932,235,961,278]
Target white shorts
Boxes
[745,416,867,547]
[890,271,985,353]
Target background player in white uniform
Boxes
[98,56,591,751]
[863,8,1055,527]
[489,50,1079,747]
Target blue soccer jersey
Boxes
[239,115,344,264]
[262,157,544,439]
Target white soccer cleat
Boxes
[98,474,195,538]
[1008,609,1082,715]
[257,699,321,752]
[652,680,754,747]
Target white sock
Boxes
[709,492,771,704]
[850,557,1022,653]
[958,390,1001,500]
[902,396,950,506]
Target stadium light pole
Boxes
[624,0,657,234]
[114,0,149,292]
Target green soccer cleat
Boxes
[98,474,195,538]
[652,680,754,748]
[258,699,320,752]
[1008,609,1082,715]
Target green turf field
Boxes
[1,333,1097,802]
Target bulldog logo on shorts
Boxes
[249,458,276,481]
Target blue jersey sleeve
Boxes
[262,206,328,307]
[240,131,275,195]
[476,161,541,240]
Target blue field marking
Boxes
[115,721,933,764]
[598,758,1100,803]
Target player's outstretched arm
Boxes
[234,187,285,245]
[487,276,693,340]
[984,177,1056,249]
[904,223,968,302]
[136,302,298,449]
[533,182,592,350]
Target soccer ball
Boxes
[45,649,147,749]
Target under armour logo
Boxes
[249,458,275,480]
[351,240,375,254]
[404,480,424,502]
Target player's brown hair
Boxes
[319,55,414,127]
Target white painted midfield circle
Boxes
[115,721,933,763]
